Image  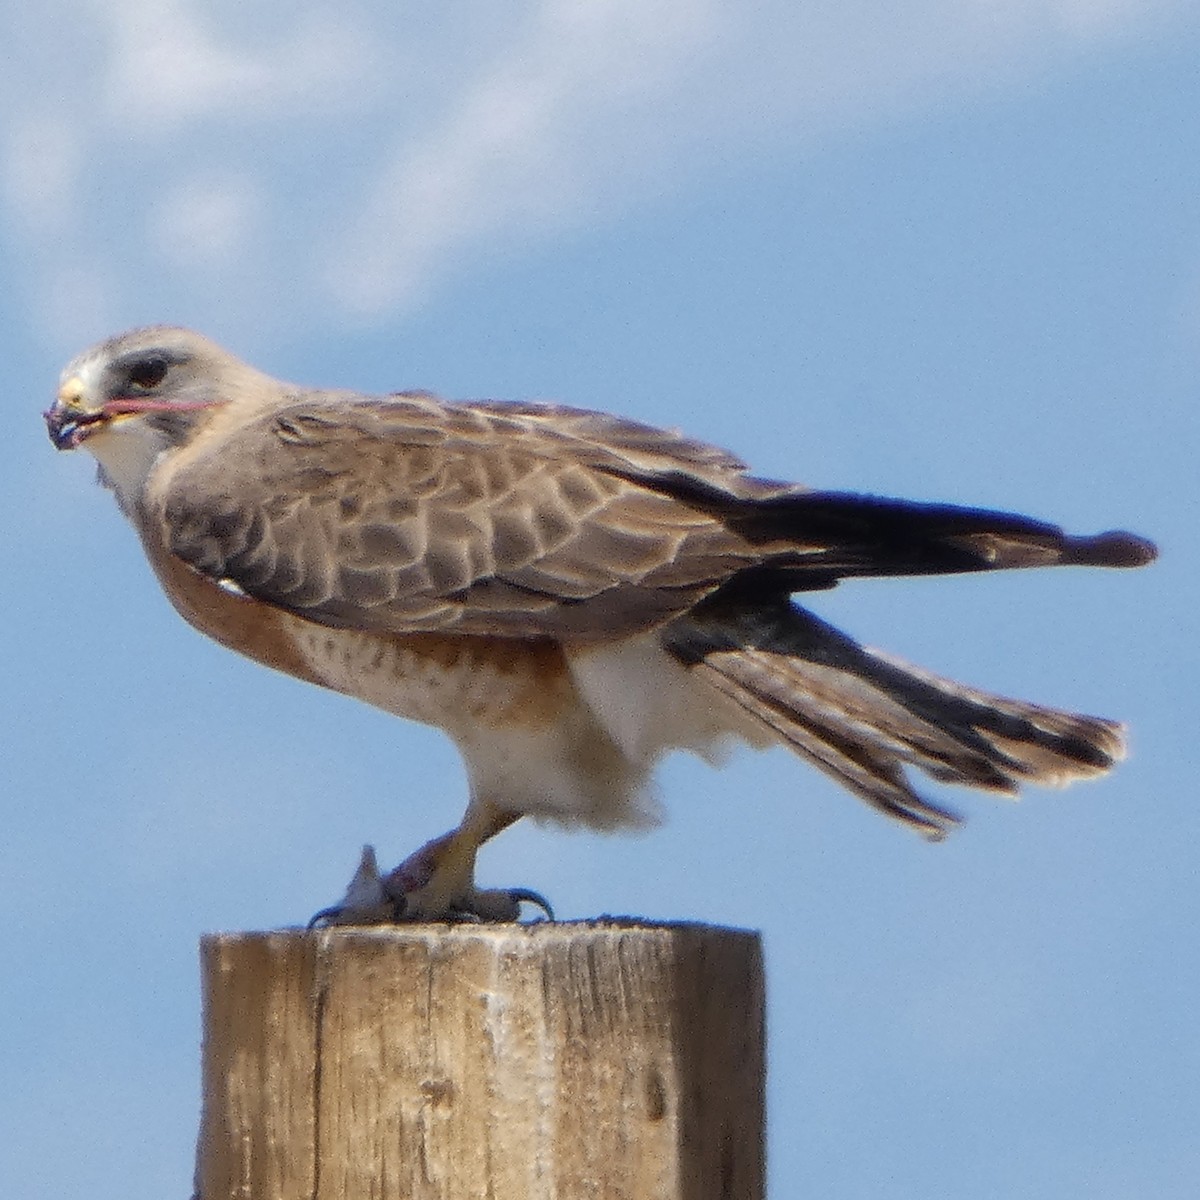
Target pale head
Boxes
[45,326,265,511]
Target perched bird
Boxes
[45,326,1156,921]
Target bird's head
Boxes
[44,326,236,451]
[45,326,263,510]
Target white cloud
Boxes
[0,0,1194,340]
[2,115,82,238]
[34,259,120,352]
[147,171,261,272]
[325,0,724,312]
[94,0,381,131]
[324,0,1193,314]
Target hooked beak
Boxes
[44,376,106,451]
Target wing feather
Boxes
[156,394,760,639]
[154,390,1153,642]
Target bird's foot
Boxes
[308,844,553,927]
[442,887,555,923]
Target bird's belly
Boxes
[287,624,577,734]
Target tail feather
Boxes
[664,600,1126,838]
[762,492,1158,574]
[668,486,1158,587]
[690,652,966,836]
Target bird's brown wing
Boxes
[154,392,1155,642]
[152,394,774,640]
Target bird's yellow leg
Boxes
[390,804,552,921]
[388,823,486,918]
[312,805,551,925]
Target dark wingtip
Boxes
[1064,530,1158,569]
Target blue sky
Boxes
[3,3,1198,1197]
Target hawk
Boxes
[45,326,1156,921]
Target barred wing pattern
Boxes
[153,392,1150,643]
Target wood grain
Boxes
[194,922,764,1200]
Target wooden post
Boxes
[194,922,764,1200]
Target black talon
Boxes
[509,888,555,922]
[307,905,343,930]
[443,888,554,923]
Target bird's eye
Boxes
[126,356,170,390]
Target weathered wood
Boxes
[194,922,764,1200]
